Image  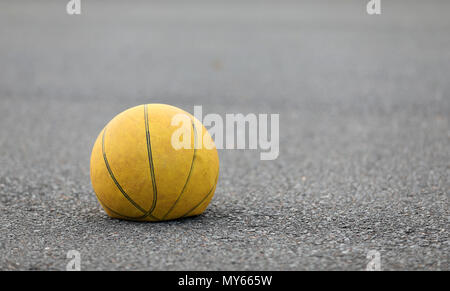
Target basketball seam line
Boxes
[161,119,197,220]
[97,195,156,221]
[144,104,158,218]
[102,127,158,220]
[181,172,219,218]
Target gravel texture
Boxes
[0,0,448,270]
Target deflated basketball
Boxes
[90,104,219,221]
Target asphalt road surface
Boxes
[0,0,448,270]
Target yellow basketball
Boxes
[90,104,219,221]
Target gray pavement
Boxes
[0,0,448,270]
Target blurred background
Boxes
[0,0,448,270]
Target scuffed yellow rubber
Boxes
[90,104,219,221]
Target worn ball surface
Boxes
[90,104,219,221]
